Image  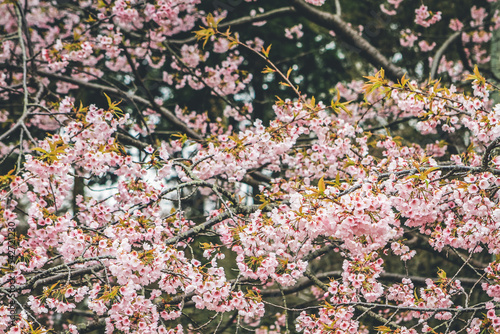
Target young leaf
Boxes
[261,44,272,58]
[318,176,325,194]
[262,66,276,74]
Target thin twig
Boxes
[0,4,30,142]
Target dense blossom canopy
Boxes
[1,0,500,333]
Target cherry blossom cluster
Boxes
[414,5,442,28]
[3,0,500,333]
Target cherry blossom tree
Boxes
[1,0,500,333]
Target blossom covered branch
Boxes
[2,0,500,334]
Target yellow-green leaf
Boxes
[374,325,392,333]
[258,200,270,211]
[262,66,275,74]
[32,147,48,155]
[309,96,315,108]
[261,44,272,58]
[318,176,325,194]
[103,92,112,107]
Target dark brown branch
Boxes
[288,0,406,82]
[114,131,148,149]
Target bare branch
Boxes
[430,31,461,80]
[1,4,30,142]
[288,0,406,81]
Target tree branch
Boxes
[260,271,485,297]
[303,269,402,329]
[482,136,500,171]
[164,203,267,246]
[1,4,31,142]
[430,31,461,80]
[168,7,296,45]
[289,0,406,82]
[0,66,204,141]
